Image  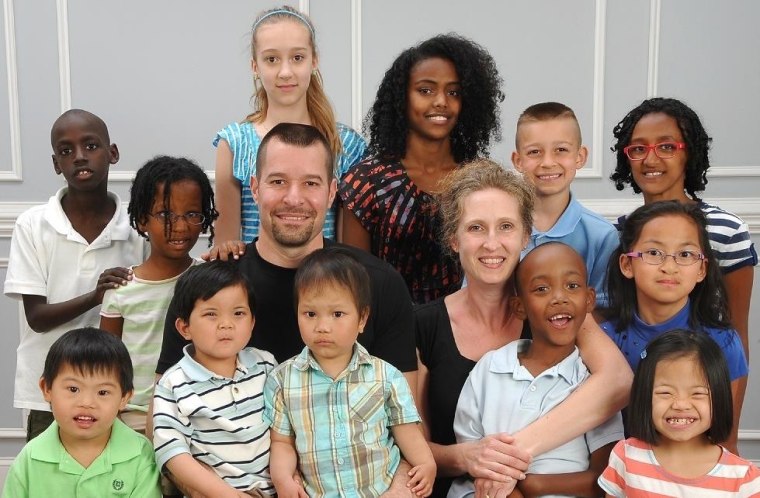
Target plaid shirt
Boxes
[264,343,419,498]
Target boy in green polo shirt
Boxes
[2,328,160,497]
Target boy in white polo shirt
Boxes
[3,109,147,440]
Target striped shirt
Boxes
[700,201,758,272]
[264,344,420,498]
[214,121,366,243]
[100,261,200,412]
[598,437,760,497]
[153,346,276,494]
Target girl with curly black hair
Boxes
[339,33,504,304]
[610,98,756,428]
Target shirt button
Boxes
[233,387,239,393]
[338,458,344,465]
[529,385,537,392]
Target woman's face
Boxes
[406,57,462,144]
[451,188,528,286]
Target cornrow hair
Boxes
[128,155,218,246]
[610,97,712,201]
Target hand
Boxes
[202,240,247,262]
[94,266,133,303]
[464,434,530,482]
[474,477,517,498]
[273,477,308,498]
[406,461,435,497]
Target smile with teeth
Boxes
[75,169,93,177]
[426,115,450,121]
[666,417,695,425]
[538,173,561,180]
[549,313,572,326]
[643,171,664,177]
[479,257,505,266]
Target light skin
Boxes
[40,364,131,469]
[511,117,588,232]
[271,284,434,497]
[214,18,316,245]
[23,112,132,333]
[163,283,256,497]
[625,111,753,450]
[100,179,203,338]
[342,56,461,251]
[619,214,744,450]
[416,187,632,498]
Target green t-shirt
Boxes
[2,419,160,497]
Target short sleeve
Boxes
[336,123,367,179]
[213,121,260,188]
[338,159,384,234]
[384,362,420,426]
[264,368,293,436]
[152,375,192,469]
[4,211,48,299]
[585,412,624,454]
[712,328,749,380]
[596,439,627,497]
[132,437,162,497]
[100,287,123,318]
[452,364,486,443]
[1,446,30,497]
[701,203,758,273]
[588,226,620,307]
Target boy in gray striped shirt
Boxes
[153,261,276,497]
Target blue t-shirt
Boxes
[601,300,748,380]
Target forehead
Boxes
[298,280,356,305]
[195,283,248,305]
[460,187,520,219]
[517,117,580,146]
[631,112,683,140]
[259,139,331,179]
[409,57,458,82]
[152,179,203,206]
[638,214,700,242]
[54,362,120,385]
[654,353,706,383]
[254,18,312,51]
[51,114,108,144]
[518,244,586,282]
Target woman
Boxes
[416,159,632,497]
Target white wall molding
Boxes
[0,257,8,269]
[706,166,760,178]
[298,0,310,15]
[1,0,22,182]
[646,0,661,97]
[0,429,24,440]
[578,0,606,180]
[350,0,362,132]
[0,202,32,238]
[55,0,71,112]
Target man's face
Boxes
[252,139,336,248]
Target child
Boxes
[3,109,147,440]
[100,155,217,433]
[598,329,760,496]
[152,260,276,496]
[340,34,504,304]
[602,200,747,450]
[2,327,160,497]
[511,102,618,308]
[264,247,435,497]
[610,97,756,421]
[449,242,623,498]
[214,5,365,244]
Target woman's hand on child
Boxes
[202,240,247,262]
[94,266,133,303]
[474,477,517,498]
[406,461,435,497]
[464,434,530,482]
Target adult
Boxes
[415,159,632,498]
[340,34,504,304]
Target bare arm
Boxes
[165,453,246,498]
[341,206,371,252]
[513,314,632,457]
[214,140,243,245]
[390,423,436,497]
[270,431,307,498]
[22,267,132,332]
[727,377,746,454]
[99,315,124,339]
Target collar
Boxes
[292,343,373,376]
[632,300,691,330]
[530,192,582,239]
[489,339,581,383]
[179,345,263,381]
[44,187,134,243]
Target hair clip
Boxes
[640,349,647,360]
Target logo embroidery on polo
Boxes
[112,479,124,491]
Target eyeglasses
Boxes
[150,211,205,225]
[622,142,686,161]
[625,249,704,266]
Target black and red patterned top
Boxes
[339,158,462,304]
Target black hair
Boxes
[50,108,111,146]
[257,122,334,180]
[171,260,256,323]
[294,246,371,314]
[128,155,218,246]
[42,327,133,395]
[514,242,587,295]
[365,33,504,163]
[628,328,733,444]
[610,97,712,201]
[604,200,729,331]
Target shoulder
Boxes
[414,298,447,321]
[337,123,366,146]
[240,347,277,371]
[577,201,617,232]
[699,201,748,229]
[343,157,402,181]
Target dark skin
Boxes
[22,110,133,333]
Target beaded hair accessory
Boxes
[640,349,647,360]
[252,9,315,37]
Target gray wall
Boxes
[1,0,759,472]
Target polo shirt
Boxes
[522,193,619,307]
[2,419,160,497]
[449,340,624,498]
[264,344,420,498]
[153,346,276,494]
[3,187,148,410]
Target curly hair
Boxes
[129,155,218,246]
[610,97,712,201]
[365,33,504,163]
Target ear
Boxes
[696,259,707,283]
[510,296,527,321]
[39,377,52,403]
[52,155,61,175]
[328,178,337,207]
[251,175,260,204]
[619,252,635,279]
[250,58,258,77]
[312,51,319,70]
[357,307,370,334]
[511,151,523,172]
[449,236,459,254]
[585,287,596,314]
[119,389,133,411]
[175,317,192,341]
[575,145,588,169]
[109,143,120,165]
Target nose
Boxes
[641,146,659,166]
[433,90,448,109]
[282,183,304,206]
[78,391,95,408]
[278,60,294,79]
[482,229,499,250]
[551,287,569,304]
[659,254,680,272]
[73,145,87,164]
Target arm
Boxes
[513,315,632,457]
[21,267,132,332]
[269,431,307,498]
[517,442,615,498]
[390,423,436,497]
[727,378,745,454]
[130,439,162,498]
[165,454,245,498]
[214,139,243,245]
[341,206,372,251]
[99,315,124,339]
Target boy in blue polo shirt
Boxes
[2,327,160,497]
[512,102,618,308]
